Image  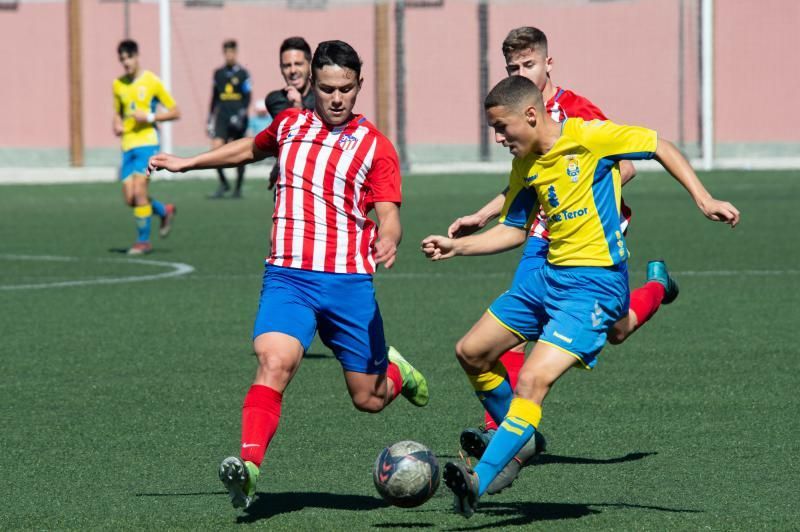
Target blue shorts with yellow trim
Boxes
[489,261,629,369]
[252,264,388,374]
[120,145,159,181]
[511,236,549,289]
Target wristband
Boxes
[147,112,156,124]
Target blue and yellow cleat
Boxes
[219,456,259,509]
[647,260,680,304]
[485,431,547,495]
[460,426,546,462]
[387,346,429,407]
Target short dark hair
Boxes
[484,75,543,111]
[223,39,237,50]
[280,36,312,62]
[502,26,548,59]
[117,39,138,57]
[312,40,362,79]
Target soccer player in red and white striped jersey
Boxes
[148,40,429,511]
[447,27,679,473]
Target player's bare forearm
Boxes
[448,193,506,238]
[619,160,637,186]
[478,194,506,224]
[374,202,402,269]
[112,115,123,137]
[423,223,526,261]
[655,138,741,226]
[149,137,268,175]
[375,202,402,246]
[156,105,181,123]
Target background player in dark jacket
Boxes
[265,37,315,190]
[208,40,251,199]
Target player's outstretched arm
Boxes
[655,138,740,227]
[448,192,506,238]
[147,137,269,175]
[620,160,637,186]
[134,105,181,125]
[422,223,527,261]
[374,202,402,269]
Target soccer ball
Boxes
[373,440,440,508]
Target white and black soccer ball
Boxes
[373,440,440,508]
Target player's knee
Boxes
[515,371,554,402]
[607,330,625,345]
[455,335,488,369]
[351,392,385,413]
[254,348,295,383]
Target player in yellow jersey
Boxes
[422,75,739,518]
[113,40,180,255]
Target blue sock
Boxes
[134,204,153,243]
[467,362,513,426]
[474,397,541,495]
[150,198,167,218]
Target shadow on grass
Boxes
[107,247,172,254]
[441,500,701,530]
[436,451,657,465]
[136,491,228,497]
[237,491,386,523]
[536,451,657,466]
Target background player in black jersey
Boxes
[208,40,251,199]
[264,37,315,190]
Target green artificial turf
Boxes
[1,170,797,529]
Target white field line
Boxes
[0,255,195,290]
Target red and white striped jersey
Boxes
[254,109,401,275]
[530,86,632,240]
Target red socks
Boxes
[483,349,525,430]
[240,384,282,467]
[629,281,666,327]
[386,362,403,401]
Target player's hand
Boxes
[133,110,151,124]
[421,235,456,261]
[698,197,740,227]
[374,238,398,269]
[113,122,124,136]
[286,85,302,108]
[147,153,190,176]
[448,213,487,238]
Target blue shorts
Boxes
[120,145,159,181]
[511,236,549,289]
[489,262,630,369]
[253,264,388,374]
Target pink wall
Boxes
[0,0,797,153]
[0,4,69,148]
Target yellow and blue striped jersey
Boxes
[113,70,176,152]
[500,118,658,267]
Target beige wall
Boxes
[0,0,797,160]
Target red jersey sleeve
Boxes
[254,108,300,155]
[560,90,609,121]
[366,135,402,206]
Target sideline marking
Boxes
[0,254,195,290]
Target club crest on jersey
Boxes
[338,134,358,151]
[565,154,580,182]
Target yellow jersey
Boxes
[500,118,658,267]
[113,70,176,152]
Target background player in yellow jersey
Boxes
[422,75,739,518]
[113,40,180,255]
